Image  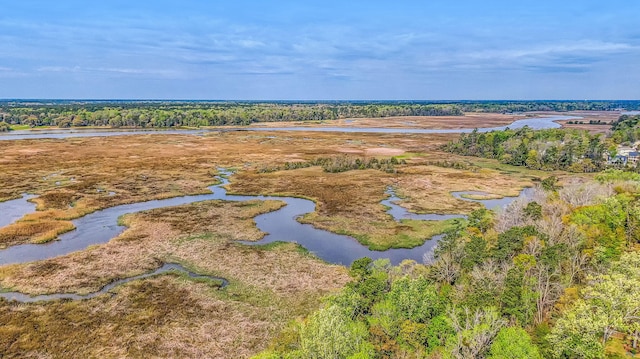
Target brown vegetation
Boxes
[247,112,520,129]
[0,130,529,250]
[0,200,349,358]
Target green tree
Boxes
[462,235,488,271]
[467,208,493,233]
[488,327,542,359]
[298,305,375,359]
[541,176,559,191]
[523,201,543,220]
[548,300,606,359]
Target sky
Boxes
[0,1,639,100]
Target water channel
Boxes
[0,194,37,228]
[0,171,531,268]
[0,263,227,303]
[0,115,578,141]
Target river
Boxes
[0,115,579,140]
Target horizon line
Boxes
[1,99,639,103]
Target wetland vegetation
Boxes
[2,102,640,358]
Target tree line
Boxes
[444,115,640,173]
[1,101,639,129]
[255,171,640,358]
[444,127,610,172]
[457,101,640,113]
[0,102,462,128]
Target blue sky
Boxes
[1,1,638,100]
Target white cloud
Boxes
[36,66,182,78]
[467,41,635,61]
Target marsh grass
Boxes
[0,219,75,247]
[0,199,349,358]
[0,131,534,250]
[231,162,529,249]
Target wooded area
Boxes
[445,115,640,172]
[0,100,638,128]
[0,102,462,128]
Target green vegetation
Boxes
[445,126,608,172]
[258,156,406,174]
[4,104,640,357]
[0,199,350,358]
[2,100,639,128]
[446,114,640,173]
[596,169,640,183]
[457,101,640,113]
[257,176,640,358]
[549,252,640,358]
[0,121,9,132]
[610,114,640,144]
[567,119,610,125]
[0,101,462,128]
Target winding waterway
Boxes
[0,171,530,267]
[382,187,532,222]
[0,115,579,140]
[0,172,532,302]
[0,263,227,303]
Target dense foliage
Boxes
[257,156,406,174]
[1,100,638,128]
[610,115,640,144]
[445,115,640,173]
[445,127,609,172]
[256,176,640,358]
[0,102,462,128]
[456,101,640,113]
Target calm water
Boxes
[451,188,534,210]
[0,128,207,141]
[383,187,531,221]
[0,116,579,140]
[0,176,442,266]
[0,117,542,302]
[0,194,37,228]
[241,116,575,133]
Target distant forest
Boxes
[0,100,638,128]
